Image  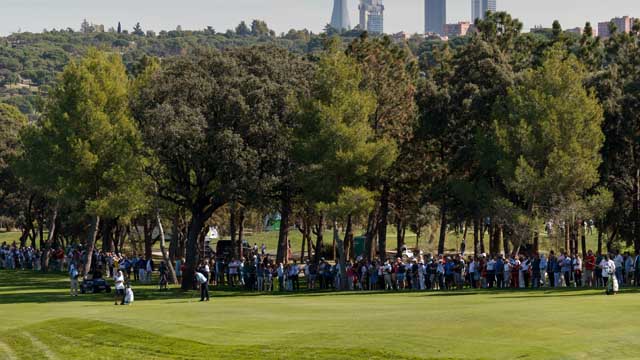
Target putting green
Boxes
[0,270,638,359]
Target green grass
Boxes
[244,227,602,256]
[0,231,20,244]
[1,270,639,359]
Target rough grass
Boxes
[1,270,639,360]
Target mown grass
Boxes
[1,270,639,359]
[0,231,20,244]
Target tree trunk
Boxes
[597,221,604,255]
[82,215,100,276]
[488,222,495,254]
[333,219,348,290]
[181,213,206,290]
[606,226,618,254]
[364,210,377,260]
[473,218,479,255]
[396,217,403,257]
[238,207,245,260]
[276,195,291,264]
[533,231,539,255]
[344,214,353,260]
[307,226,313,261]
[502,226,509,256]
[377,183,390,261]
[332,228,337,261]
[564,222,570,253]
[300,226,306,262]
[41,205,59,272]
[634,167,640,253]
[438,203,447,255]
[479,218,486,254]
[581,229,587,258]
[230,202,237,259]
[157,210,178,285]
[314,214,325,264]
[144,218,154,260]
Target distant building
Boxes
[359,0,384,34]
[330,0,351,31]
[565,27,583,35]
[472,0,496,22]
[529,25,550,34]
[444,21,471,37]
[598,16,633,38]
[425,0,446,36]
[391,31,411,42]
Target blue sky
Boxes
[1,0,639,35]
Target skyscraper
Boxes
[359,0,384,34]
[425,0,446,36]
[330,0,351,31]
[471,0,496,22]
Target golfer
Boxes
[196,270,209,301]
[114,270,125,305]
[69,262,79,296]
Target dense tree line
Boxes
[1,13,640,291]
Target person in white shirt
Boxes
[503,260,511,288]
[384,261,393,290]
[277,263,284,292]
[69,263,79,296]
[114,270,125,305]
[124,285,134,305]
[468,258,477,288]
[418,261,426,290]
[145,258,153,283]
[138,260,146,284]
[613,252,624,284]
[624,252,634,286]
[602,254,618,295]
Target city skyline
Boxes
[1,0,640,36]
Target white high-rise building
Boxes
[359,0,385,34]
[472,0,496,22]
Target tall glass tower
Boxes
[331,0,351,30]
[425,0,446,36]
[472,0,496,22]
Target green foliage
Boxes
[0,104,27,171]
[17,49,147,219]
[319,187,376,220]
[0,103,27,208]
[585,187,614,221]
[495,46,604,207]
[294,43,397,204]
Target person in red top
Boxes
[584,250,597,288]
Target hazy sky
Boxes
[2,0,639,35]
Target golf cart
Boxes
[81,271,112,294]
